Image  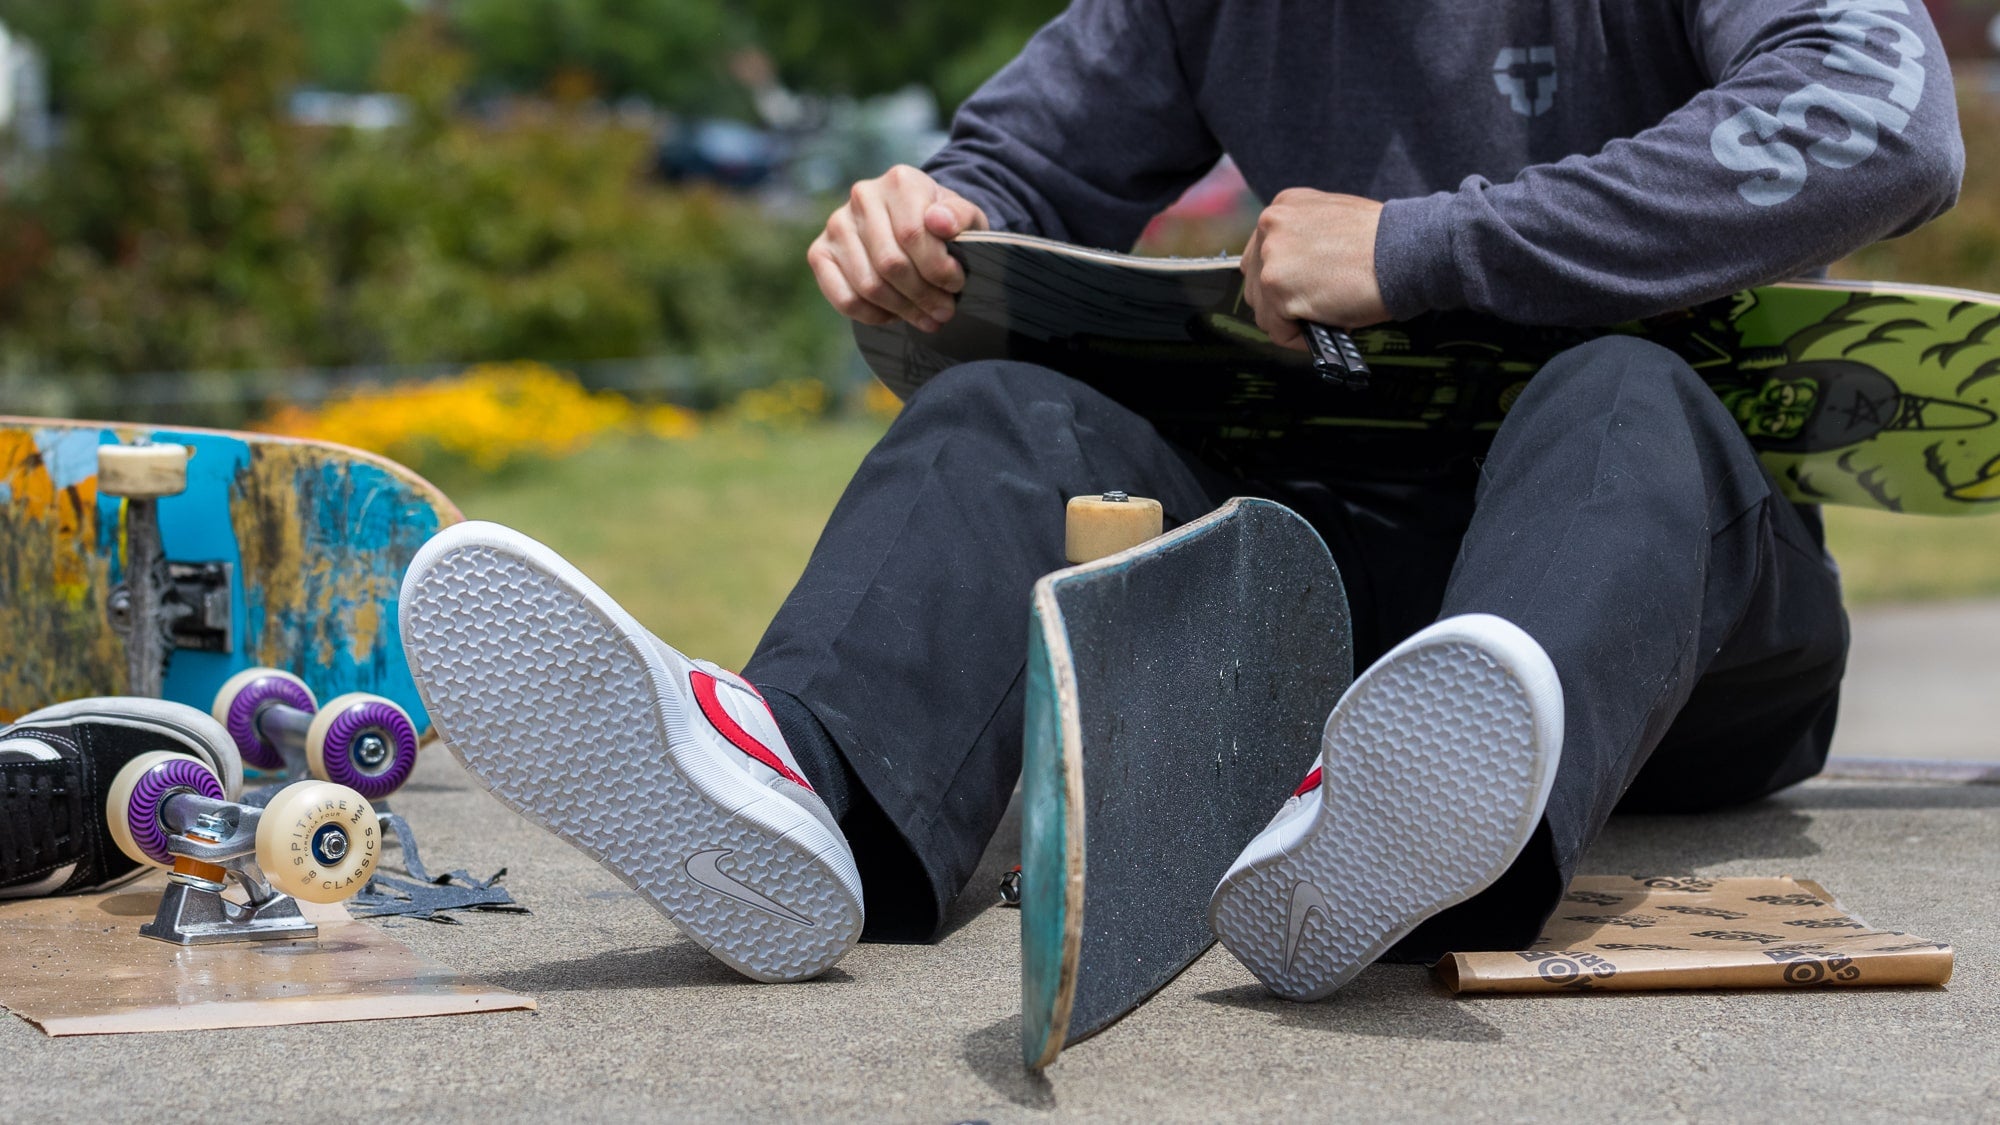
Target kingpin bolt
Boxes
[190,811,231,842]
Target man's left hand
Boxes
[1241,190,1389,348]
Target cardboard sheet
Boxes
[1439,875,1953,994]
[0,876,535,1035]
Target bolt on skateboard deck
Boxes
[0,417,460,731]
[1021,496,1351,1069]
[855,230,2000,516]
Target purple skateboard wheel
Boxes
[126,757,225,865]
[223,673,315,770]
[316,698,419,799]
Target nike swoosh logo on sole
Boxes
[1285,879,1329,969]
[684,848,816,927]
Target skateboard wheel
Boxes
[105,751,226,867]
[97,443,191,499]
[256,780,380,903]
[304,693,419,800]
[1064,493,1164,563]
[212,668,317,771]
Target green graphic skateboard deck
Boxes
[1021,497,1350,1069]
[0,417,459,729]
[855,231,2000,516]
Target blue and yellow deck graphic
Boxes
[0,419,458,729]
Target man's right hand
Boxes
[808,165,989,332]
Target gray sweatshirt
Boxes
[924,0,1965,325]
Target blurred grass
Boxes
[443,421,2000,667]
[1823,507,2000,604]
[451,419,889,670]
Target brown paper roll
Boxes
[1065,492,1164,563]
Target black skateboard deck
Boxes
[854,231,2000,516]
[1020,497,1351,1068]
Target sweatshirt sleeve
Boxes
[922,0,1223,249]
[1374,0,1965,325]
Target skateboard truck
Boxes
[212,669,431,879]
[105,751,381,945]
[99,442,234,698]
[1302,321,1372,390]
[143,804,319,945]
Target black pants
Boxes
[744,338,1850,951]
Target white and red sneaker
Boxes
[1207,613,1563,1000]
[399,521,863,982]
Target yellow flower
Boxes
[253,361,702,475]
[726,378,829,429]
[862,378,903,419]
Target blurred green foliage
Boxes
[0,2,848,393]
[1,0,1064,113]
[288,0,413,93]
[454,0,751,114]
[0,0,1988,402]
[0,0,328,375]
[743,0,1065,111]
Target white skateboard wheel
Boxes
[212,667,317,772]
[105,751,226,868]
[1065,493,1164,563]
[97,443,191,499]
[305,693,420,800]
[256,780,380,903]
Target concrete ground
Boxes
[3,602,1998,1123]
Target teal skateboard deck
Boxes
[0,417,459,731]
[1021,497,1351,1069]
[856,230,2000,516]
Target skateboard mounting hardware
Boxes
[999,864,1022,907]
[98,441,237,697]
[1303,321,1373,389]
[107,562,234,655]
[141,801,319,946]
[108,751,382,945]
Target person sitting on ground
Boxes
[390,0,1962,993]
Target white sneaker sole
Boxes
[399,521,863,982]
[1207,613,1563,1001]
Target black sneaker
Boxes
[0,698,242,897]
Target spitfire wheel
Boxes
[105,751,226,867]
[255,780,380,903]
[304,693,420,800]
[212,668,317,771]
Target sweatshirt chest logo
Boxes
[1493,46,1558,117]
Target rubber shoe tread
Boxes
[1207,614,1562,1000]
[400,521,863,983]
